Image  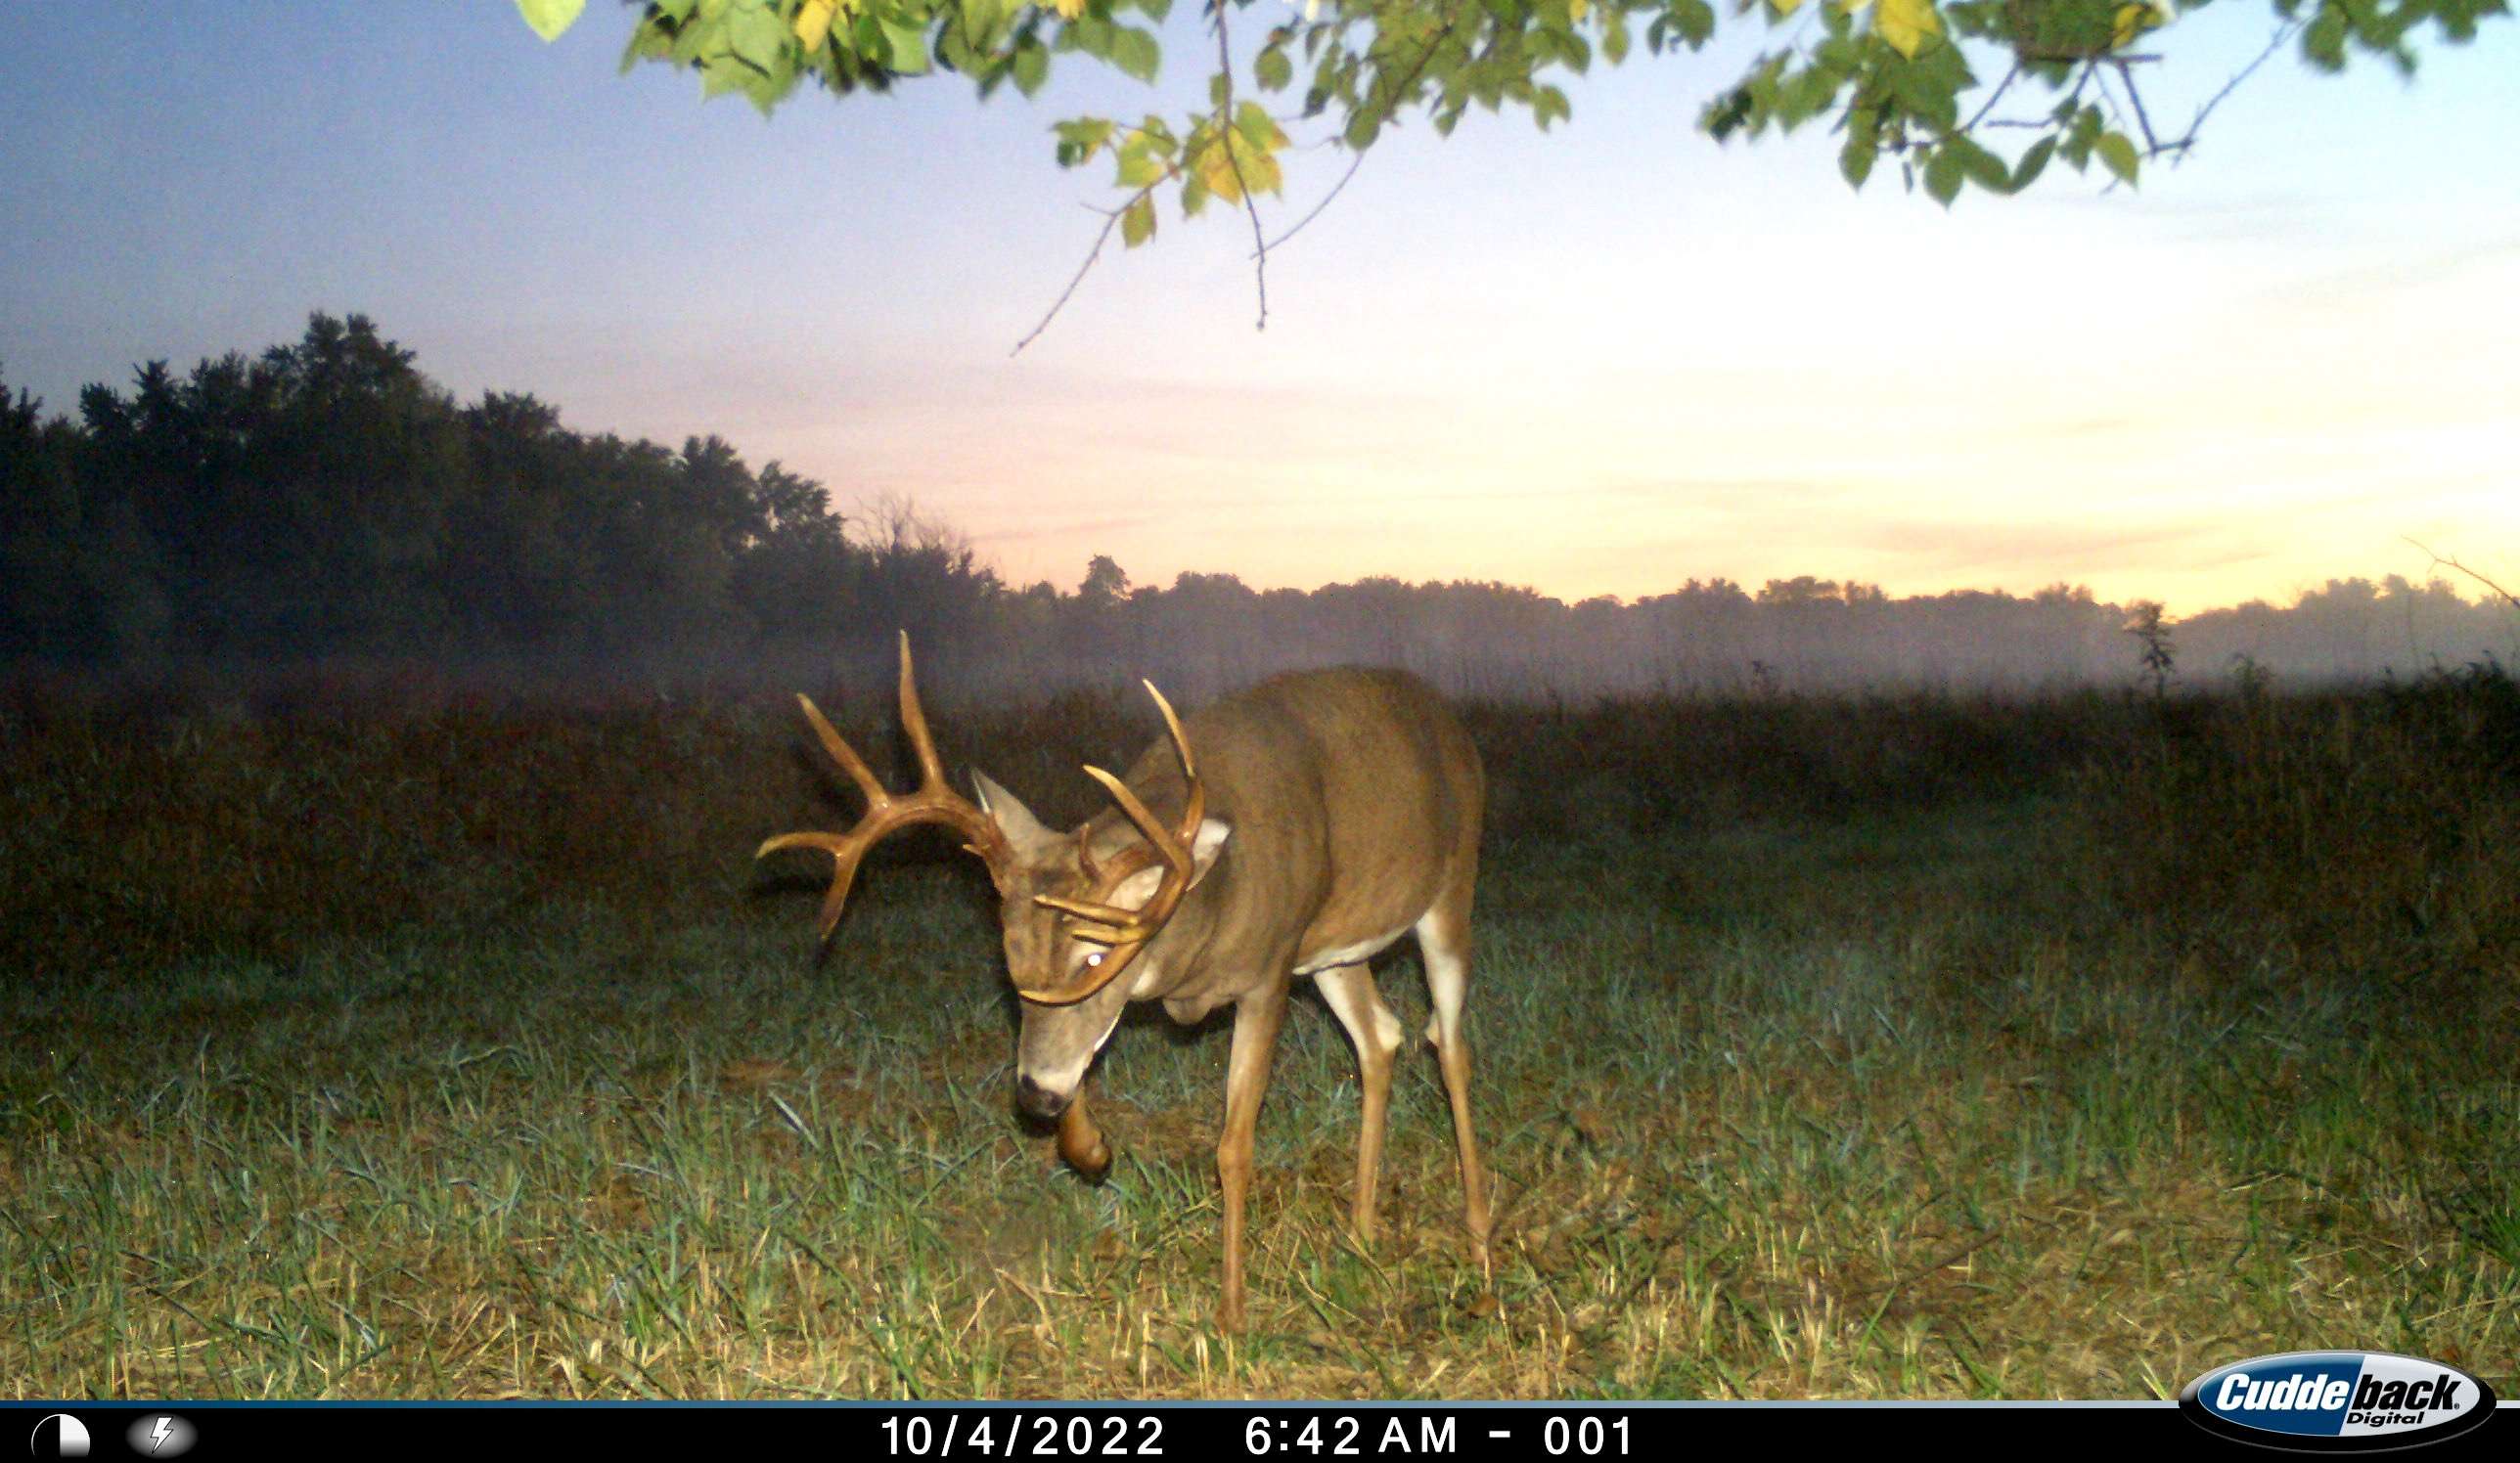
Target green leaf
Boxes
[1602,16,1631,65]
[1012,41,1051,97]
[1923,149,1961,205]
[879,16,933,74]
[1534,84,1572,130]
[1235,101,1286,153]
[1704,86,1751,142]
[1055,117,1116,165]
[2009,135,2056,192]
[2096,130,2139,185]
[959,0,1011,44]
[2304,9,2348,70]
[701,59,751,100]
[1115,142,1165,186]
[1110,26,1160,83]
[1948,134,2009,193]
[1674,0,1716,45]
[1838,133,1876,189]
[1121,194,1156,247]
[726,2,787,70]
[1255,44,1293,92]
[618,18,671,73]
[1236,135,1284,195]
[1062,16,1115,59]
[1344,109,1382,151]
[516,0,586,43]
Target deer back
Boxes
[1102,666,1483,1006]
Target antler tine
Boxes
[1027,677,1207,951]
[752,827,877,940]
[1144,680,1195,782]
[894,631,953,795]
[795,693,889,812]
[1083,766,1192,880]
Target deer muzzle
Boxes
[1013,1072,1070,1120]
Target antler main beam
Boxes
[757,632,1012,938]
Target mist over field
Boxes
[6,314,2512,710]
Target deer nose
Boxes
[1014,1074,1071,1120]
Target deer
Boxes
[757,634,1491,1331]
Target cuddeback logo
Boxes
[2181,1351,2496,1451]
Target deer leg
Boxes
[1416,898,1491,1274]
[1314,964,1404,1242]
[1216,978,1289,1333]
[1056,1087,1112,1179]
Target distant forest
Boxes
[5,314,2511,703]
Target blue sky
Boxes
[2,1,2513,610]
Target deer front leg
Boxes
[1216,979,1289,1333]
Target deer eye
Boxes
[1082,951,1105,969]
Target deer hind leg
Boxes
[1416,891,1492,1274]
[1314,964,1405,1242]
[1216,978,1290,1333]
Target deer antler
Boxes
[757,632,1012,938]
[1019,681,1205,1005]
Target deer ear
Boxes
[1107,819,1234,909]
[1190,818,1232,883]
[973,771,1061,861]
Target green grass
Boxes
[3,678,2516,1397]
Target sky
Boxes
[1,1,2514,614]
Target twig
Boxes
[2407,537,2520,612]
[1266,12,1458,254]
[2160,21,2300,157]
[1011,181,1160,356]
[1012,5,1458,350]
[1961,63,2022,135]
[2112,58,2160,154]
[1255,150,1364,256]
[1214,2,1269,332]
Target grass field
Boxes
[4,669,2516,1398]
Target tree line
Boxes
[4,313,2509,702]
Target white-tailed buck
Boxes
[759,635,1491,1330]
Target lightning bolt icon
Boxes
[149,1417,173,1453]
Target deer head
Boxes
[756,634,1228,1150]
